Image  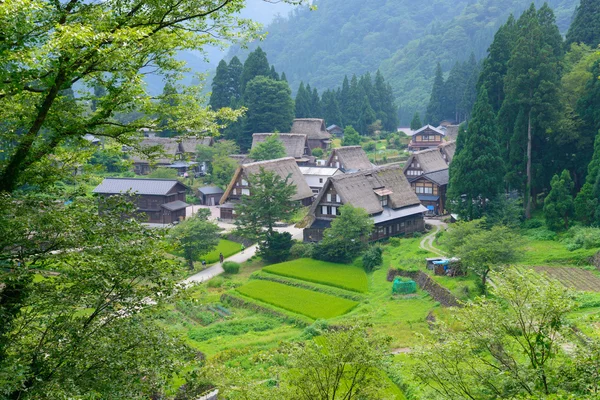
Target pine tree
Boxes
[227,56,244,104]
[358,95,376,135]
[575,132,600,225]
[269,65,279,81]
[410,112,422,130]
[501,4,563,219]
[447,88,505,220]
[157,82,180,137]
[425,63,445,126]
[240,47,270,94]
[345,75,364,133]
[295,82,311,118]
[544,170,574,231]
[209,60,231,110]
[565,0,600,48]
[243,76,294,150]
[310,87,321,118]
[459,53,479,121]
[321,90,343,127]
[340,76,350,127]
[280,72,287,82]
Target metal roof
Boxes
[161,200,189,211]
[298,166,340,176]
[93,178,186,195]
[198,186,224,195]
[417,195,440,202]
[371,204,428,224]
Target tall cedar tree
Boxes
[242,76,294,150]
[565,0,600,48]
[295,82,311,118]
[310,87,322,118]
[447,88,505,220]
[321,89,343,127]
[235,167,298,239]
[578,59,600,172]
[575,132,600,225]
[340,76,350,126]
[544,170,574,231]
[410,112,422,130]
[240,47,270,94]
[500,4,563,219]
[209,60,231,110]
[425,63,445,126]
[157,82,180,137]
[227,56,244,104]
[345,75,363,132]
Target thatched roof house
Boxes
[291,118,331,150]
[404,148,449,176]
[444,125,460,141]
[219,157,313,220]
[251,133,311,161]
[326,146,373,172]
[303,165,427,242]
[438,141,456,164]
[177,136,214,153]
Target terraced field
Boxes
[262,258,368,293]
[534,266,600,292]
[236,280,359,319]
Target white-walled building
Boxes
[298,166,342,196]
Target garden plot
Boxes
[262,258,368,293]
[236,280,359,319]
[534,266,600,292]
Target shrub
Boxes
[302,319,329,339]
[521,219,543,229]
[412,232,423,238]
[290,242,314,259]
[222,261,240,274]
[362,141,376,152]
[524,227,557,241]
[258,231,293,263]
[563,227,600,251]
[362,246,383,272]
[207,277,224,288]
[187,317,278,341]
[311,148,324,158]
[388,237,402,247]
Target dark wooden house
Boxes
[93,178,189,224]
[197,186,224,206]
[408,125,446,151]
[290,118,332,151]
[326,146,373,172]
[303,165,427,242]
[130,136,213,175]
[219,157,314,220]
[327,124,344,137]
[404,148,450,216]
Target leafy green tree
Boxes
[413,268,574,399]
[444,219,518,292]
[362,245,383,272]
[169,209,221,269]
[211,155,238,189]
[235,167,298,240]
[425,63,445,126]
[544,169,575,231]
[447,88,505,220]
[311,147,324,158]
[315,204,373,263]
[341,125,361,146]
[565,0,600,48]
[243,76,295,150]
[0,194,192,398]
[157,81,181,137]
[249,134,287,161]
[240,46,271,94]
[295,82,311,118]
[410,112,422,130]
[257,231,293,263]
[91,84,106,112]
[285,324,391,400]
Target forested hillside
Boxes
[227,0,578,124]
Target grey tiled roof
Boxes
[93,178,185,195]
[409,169,449,186]
[161,200,189,211]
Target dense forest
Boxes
[227,0,578,124]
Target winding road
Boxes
[419,219,448,257]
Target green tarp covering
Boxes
[392,277,417,294]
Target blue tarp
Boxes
[432,260,449,265]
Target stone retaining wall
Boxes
[387,268,461,307]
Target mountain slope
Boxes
[227,0,578,123]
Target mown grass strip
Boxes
[251,271,364,301]
[236,280,359,319]
[221,293,312,326]
[262,258,368,293]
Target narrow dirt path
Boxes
[419,220,447,257]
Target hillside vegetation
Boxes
[228,0,577,123]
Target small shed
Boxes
[432,259,449,276]
[198,186,224,206]
[426,257,443,270]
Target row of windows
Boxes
[325,193,341,203]
[417,135,441,142]
[374,220,414,236]
[415,186,433,194]
[236,179,248,186]
[233,188,250,195]
[321,206,340,216]
[406,170,423,176]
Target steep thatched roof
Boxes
[177,136,214,153]
[327,146,373,172]
[404,148,448,173]
[310,165,420,216]
[129,137,181,164]
[444,125,460,141]
[251,133,309,159]
[291,118,331,140]
[221,157,313,204]
[438,141,456,164]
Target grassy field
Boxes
[262,258,368,293]
[203,239,241,264]
[236,280,359,319]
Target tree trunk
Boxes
[525,109,532,220]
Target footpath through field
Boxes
[420,219,447,257]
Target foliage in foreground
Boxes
[412,268,586,399]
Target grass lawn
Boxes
[203,239,241,264]
[262,258,368,293]
[236,280,359,319]
[518,237,598,266]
